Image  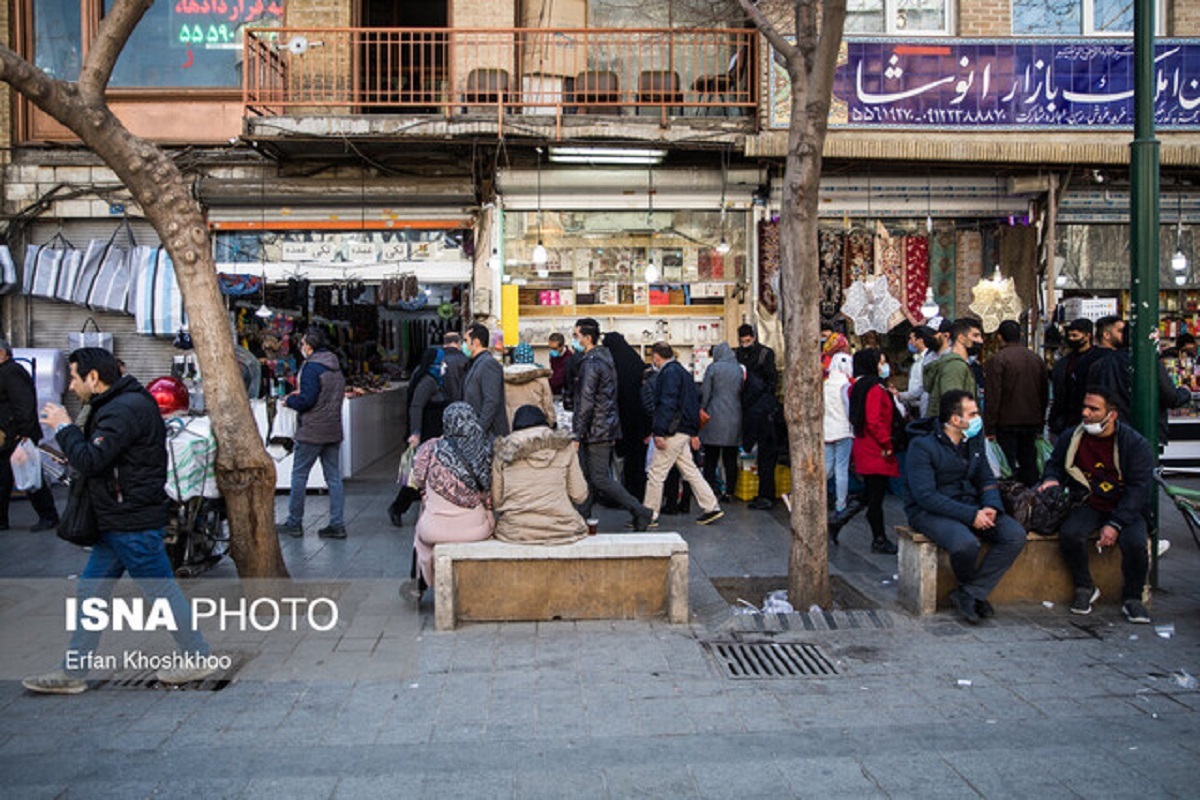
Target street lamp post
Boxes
[1130,0,1161,582]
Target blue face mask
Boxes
[548,349,561,358]
[572,340,585,353]
[878,363,891,380]
[907,342,919,354]
[964,416,983,439]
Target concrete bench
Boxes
[896,526,1130,616]
[433,533,689,631]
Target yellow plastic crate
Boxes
[774,465,791,498]
[734,470,758,501]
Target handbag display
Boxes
[132,246,188,336]
[0,244,20,294]
[67,318,114,353]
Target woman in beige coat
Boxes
[502,364,557,430]
[492,405,588,544]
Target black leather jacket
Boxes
[572,346,622,444]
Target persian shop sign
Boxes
[769,39,1200,129]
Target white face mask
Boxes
[1082,413,1112,436]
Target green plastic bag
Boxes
[1035,436,1053,474]
[985,439,1012,480]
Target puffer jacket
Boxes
[503,365,556,430]
[287,349,345,444]
[55,375,169,532]
[0,357,42,443]
[654,359,701,438]
[491,425,588,543]
[903,416,1003,527]
[700,343,743,447]
[572,346,622,443]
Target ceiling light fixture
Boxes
[547,147,666,166]
[1173,186,1189,274]
[919,287,939,320]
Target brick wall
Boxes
[1175,0,1200,35]
[286,0,351,27]
[958,0,1011,37]
[0,0,11,158]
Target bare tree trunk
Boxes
[740,0,847,608]
[0,1,287,578]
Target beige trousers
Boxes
[643,433,719,516]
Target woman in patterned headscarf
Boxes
[404,402,495,603]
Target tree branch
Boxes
[0,47,79,121]
[78,0,153,101]
[808,0,848,128]
[738,0,799,69]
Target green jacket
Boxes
[923,351,977,419]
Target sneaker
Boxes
[870,538,898,555]
[748,498,773,511]
[1157,539,1171,558]
[276,521,303,538]
[696,509,724,525]
[318,525,347,539]
[975,598,996,620]
[22,669,88,695]
[1122,599,1151,624]
[948,589,980,625]
[399,579,423,607]
[156,662,219,686]
[627,515,659,531]
[30,516,60,533]
[717,493,733,504]
[1070,586,1101,615]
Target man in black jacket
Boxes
[737,323,781,509]
[642,343,723,526]
[1048,318,1095,437]
[1087,316,1189,444]
[1039,386,1155,623]
[571,319,652,531]
[0,338,59,531]
[24,348,216,694]
[462,323,508,438]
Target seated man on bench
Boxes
[905,389,1027,624]
[1038,387,1154,623]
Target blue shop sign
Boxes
[769,39,1200,130]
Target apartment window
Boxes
[1013,0,1164,36]
[846,0,953,35]
[28,1,282,89]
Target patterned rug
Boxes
[873,227,904,329]
[902,235,930,325]
[757,220,780,315]
[818,229,845,320]
[955,230,984,319]
[929,227,956,318]
[844,230,874,287]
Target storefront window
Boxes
[1012,0,1161,36]
[105,0,282,88]
[846,0,952,35]
[33,0,82,81]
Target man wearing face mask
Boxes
[904,389,1026,624]
[546,332,572,397]
[1048,318,1097,437]
[923,319,980,420]
[897,325,937,419]
[1087,316,1189,443]
[1039,387,1154,622]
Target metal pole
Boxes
[1130,0,1160,584]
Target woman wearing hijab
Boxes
[491,405,588,544]
[404,402,495,601]
[824,352,855,534]
[603,331,653,500]
[389,346,449,527]
[849,348,900,555]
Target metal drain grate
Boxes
[703,642,839,679]
[90,655,243,692]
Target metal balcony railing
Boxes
[243,27,757,128]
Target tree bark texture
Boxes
[741,0,847,608]
[0,1,287,578]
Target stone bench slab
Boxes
[896,526,1128,616]
[434,533,688,631]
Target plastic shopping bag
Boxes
[396,445,417,487]
[10,438,43,492]
[1035,436,1054,474]
[985,439,1012,480]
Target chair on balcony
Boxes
[692,45,750,116]
[463,68,511,113]
[637,71,683,119]
[572,70,621,115]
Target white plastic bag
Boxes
[272,401,298,440]
[10,438,43,492]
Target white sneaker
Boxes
[1157,539,1171,558]
[22,669,88,695]
[156,663,219,686]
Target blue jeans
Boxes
[287,441,344,527]
[824,438,852,512]
[909,510,1026,601]
[66,529,209,675]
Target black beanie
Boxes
[512,404,548,432]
